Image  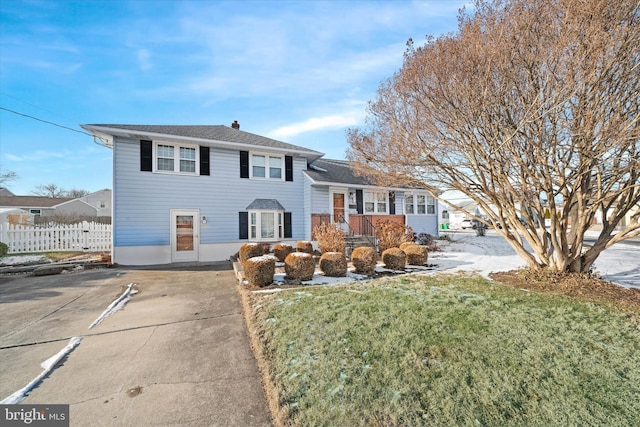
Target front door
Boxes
[330,190,348,232]
[171,209,200,262]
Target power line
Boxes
[0,106,109,146]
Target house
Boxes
[0,190,112,222]
[0,208,34,226]
[81,122,440,265]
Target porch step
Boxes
[345,235,376,250]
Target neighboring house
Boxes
[0,208,34,225]
[0,190,112,220]
[0,195,75,217]
[81,122,440,265]
[0,187,15,197]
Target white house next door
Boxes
[171,209,200,262]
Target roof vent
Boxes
[231,120,240,130]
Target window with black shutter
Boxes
[285,156,293,181]
[200,146,210,176]
[240,151,249,178]
[140,140,152,172]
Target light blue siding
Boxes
[113,138,307,247]
[406,215,439,235]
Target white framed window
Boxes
[249,211,284,241]
[405,193,436,215]
[364,191,388,214]
[154,142,199,175]
[250,153,283,180]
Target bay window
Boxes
[249,211,284,241]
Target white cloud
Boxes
[269,110,366,139]
[137,49,153,71]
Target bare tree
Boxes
[0,169,17,186]
[348,0,640,273]
[32,184,67,198]
[65,188,90,198]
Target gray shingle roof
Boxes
[0,195,74,208]
[304,159,377,186]
[83,124,323,157]
[246,199,286,210]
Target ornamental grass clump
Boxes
[284,252,316,281]
[382,247,406,271]
[243,255,277,287]
[273,243,294,262]
[319,252,348,277]
[313,223,346,253]
[296,241,314,254]
[377,221,414,253]
[351,246,378,275]
[238,243,264,265]
[404,244,429,265]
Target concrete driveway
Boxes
[0,263,271,426]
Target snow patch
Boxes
[88,283,137,329]
[1,337,83,404]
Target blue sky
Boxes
[1,0,466,195]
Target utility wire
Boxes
[0,106,109,146]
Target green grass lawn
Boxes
[247,275,640,426]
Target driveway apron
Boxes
[0,263,271,426]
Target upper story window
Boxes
[154,142,199,175]
[99,201,106,208]
[405,193,436,215]
[251,153,283,180]
[364,191,388,214]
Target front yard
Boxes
[243,274,640,426]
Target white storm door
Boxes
[171,209,200,262]
[329,189,349,232]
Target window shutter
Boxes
[389,192,396,215]
[140,140,152,172]
[284,212,292,238]
[239,212,248,239]
[285,156,293,181]
[356,190,363,214]
[200,146,210,176]
[240,151,249,178]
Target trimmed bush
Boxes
[238,243,264,265]
[296,241,314,254]
[313,223,346,253]
[382,248,406,271]
[284,252,316,281]
[319,252,348,277]
[244,255,277,287]
[404,244,429,265]
[377,221,414,253]
[351,246,377,275]
[399,242,417,251]
[0,242,8,257]
[273,243,294,262]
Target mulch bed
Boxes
[490,270,640,316]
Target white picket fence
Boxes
[0,222,112,254]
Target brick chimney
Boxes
[231,120,240,130]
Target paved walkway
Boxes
[0,263,271,426]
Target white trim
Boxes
[248,210,284,242]
[81,125,324,160]
[249,152,284,181]
[363,190,389,215]
[329,188,349,229]
[170,209,200,262]
[153,141,200,175]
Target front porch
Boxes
[311,213,406,239]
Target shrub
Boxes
[313,223,346,253]
[351,246,377,275]
[284,252,316,281]
[404,244,429,265]
[244,255,277,287]
[399,242,417,251]
[382,248,406,271]
[296,241,314,254]
[319,252,348,277]
[377,221,414,253]
[0,242,8,257]
[273,243,294,262]
[415,232,439,252]
[239,243,264,265]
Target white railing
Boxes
[0,222,112,254]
